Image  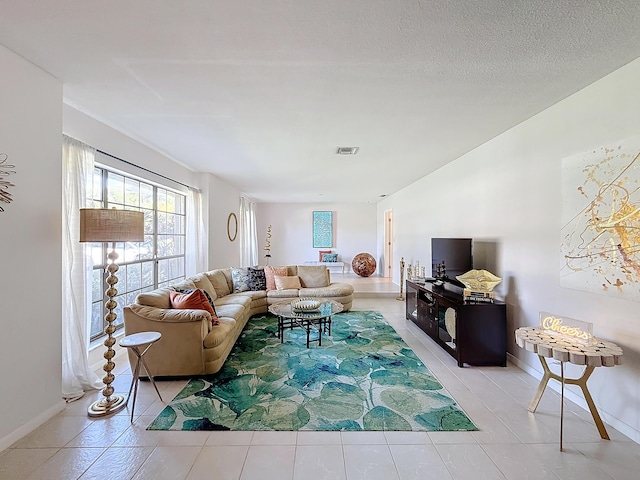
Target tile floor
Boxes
[2,291,640,479]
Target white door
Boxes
[384,210,393,278]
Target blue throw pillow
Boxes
[322,253,338,262]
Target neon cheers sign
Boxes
[539,311,594,344]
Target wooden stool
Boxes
[119,331,163,422]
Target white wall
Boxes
[0,45,64,449]
[379,57,640,442]
[207,176,242,268]
[257,202,377,270]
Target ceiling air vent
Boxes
[336,146,359,155]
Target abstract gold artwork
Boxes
[561,136,640,299]
[0,153,16,212]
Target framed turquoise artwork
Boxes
[313,211,333,248]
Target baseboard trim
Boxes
[353,291,398,299]
[0,400,66,452]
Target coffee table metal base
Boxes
[277,316,332,347]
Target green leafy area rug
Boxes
[148,310,477,432]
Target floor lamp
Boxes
[80,208,144,417]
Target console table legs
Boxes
[529,355,610,446]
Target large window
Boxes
[86,166,187,340]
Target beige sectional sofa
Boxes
[122,265,354,377]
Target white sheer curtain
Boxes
[62,135,102,401]
[239,196,258,266]
[186,187,207,275]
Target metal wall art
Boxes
[0,153,16,212]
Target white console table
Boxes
[303,261,346,274]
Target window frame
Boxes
[87,165,187,341]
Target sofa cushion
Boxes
[248,266,266,291]
[214,293,252,309]
[300,282,354,298]
[231,267,251,292]
[169,290,220,325]
[207,270,232,297]
[170,279,197,292]
[135,288,172,309]
[296,265,330,288]
[267,288,300,298]
[275,275,302,290]
[265,265,288,291]
[215,303,246,320]
[203,317,237,349]
[189,273,217,301]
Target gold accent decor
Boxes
[227,212,237,242]
[79,208,144,418]
[264,225,272,264]
[396,257,405,301]
[445,307,456,340]
[456,269,502,292]
[0,153,17,213]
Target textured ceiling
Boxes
[2,1,640,203]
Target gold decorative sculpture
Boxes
[457,269,502,302]
[264,225,272,264]
[456,269,502,292]
[396,257,405,301]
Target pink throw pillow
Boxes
[318,250,331,261]
[265,265,288,291]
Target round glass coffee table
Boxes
[268,299,343,347]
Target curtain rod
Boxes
[96,149,195,190]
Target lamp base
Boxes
[87,394,127,417]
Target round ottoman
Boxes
[352,253,376,277]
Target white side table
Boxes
[515,327,623,450]
[119,331,164,422]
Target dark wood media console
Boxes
[406,280,507,367]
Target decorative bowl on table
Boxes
[291,298,321,312]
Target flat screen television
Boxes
[431,238,473,286]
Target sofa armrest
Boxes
[123,304,210,376]
[127,303,212,324]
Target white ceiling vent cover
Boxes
[336,147,359,155]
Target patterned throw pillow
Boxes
[231,267,251,292]
[321,253,338,262]
[265,265,288,291]
[170,289,220,325]
[248,266,267,291]
[318,250,331,261]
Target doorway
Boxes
[384,210,393,278]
